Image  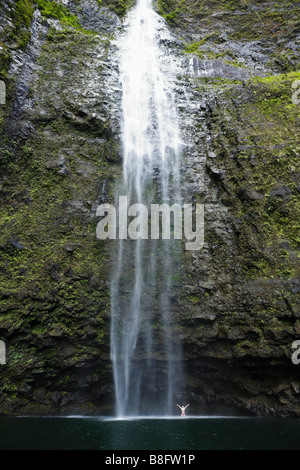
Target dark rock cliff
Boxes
[0,0,299,416]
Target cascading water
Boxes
[111,0,184,417]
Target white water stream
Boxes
[111,0,184,417]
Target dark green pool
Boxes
[0,416,299,450]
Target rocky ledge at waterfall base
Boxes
[0,0,299,417]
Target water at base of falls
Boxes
[2,417,300,450]
[110,0,184,417]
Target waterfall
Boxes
[110,0,183,417]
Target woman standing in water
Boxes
[177,404,190,416]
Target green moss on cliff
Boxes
[13,0,35,48]
[0,43,10,81]
[209,70,300,280]
[0,0,34,63]
[36,0,134,22]
[157,0,187,24]
[184,40,248,67]
[36,0,82,28]
[161,0,300,72]
[0,21,118,414]
[102,0,135,16]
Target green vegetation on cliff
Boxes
[207,70,300,279]
[0,0,34,79]
[14,0,34,47]
[102,0,135,16]
[160,0,300,72]
[0,3,119,414]
[36,0,82,27]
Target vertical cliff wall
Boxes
[166,0,300,416]
[0,0,125,414]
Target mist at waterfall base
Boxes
[1,416,300,450]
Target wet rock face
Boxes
[0,0,122,415]
[158,0,300,74]
[8,9,49,138]
[0,0,299,417]
[68,0,121,34]
[182,56,251,80]
[176,74,299,417]
[161,0,300,417]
